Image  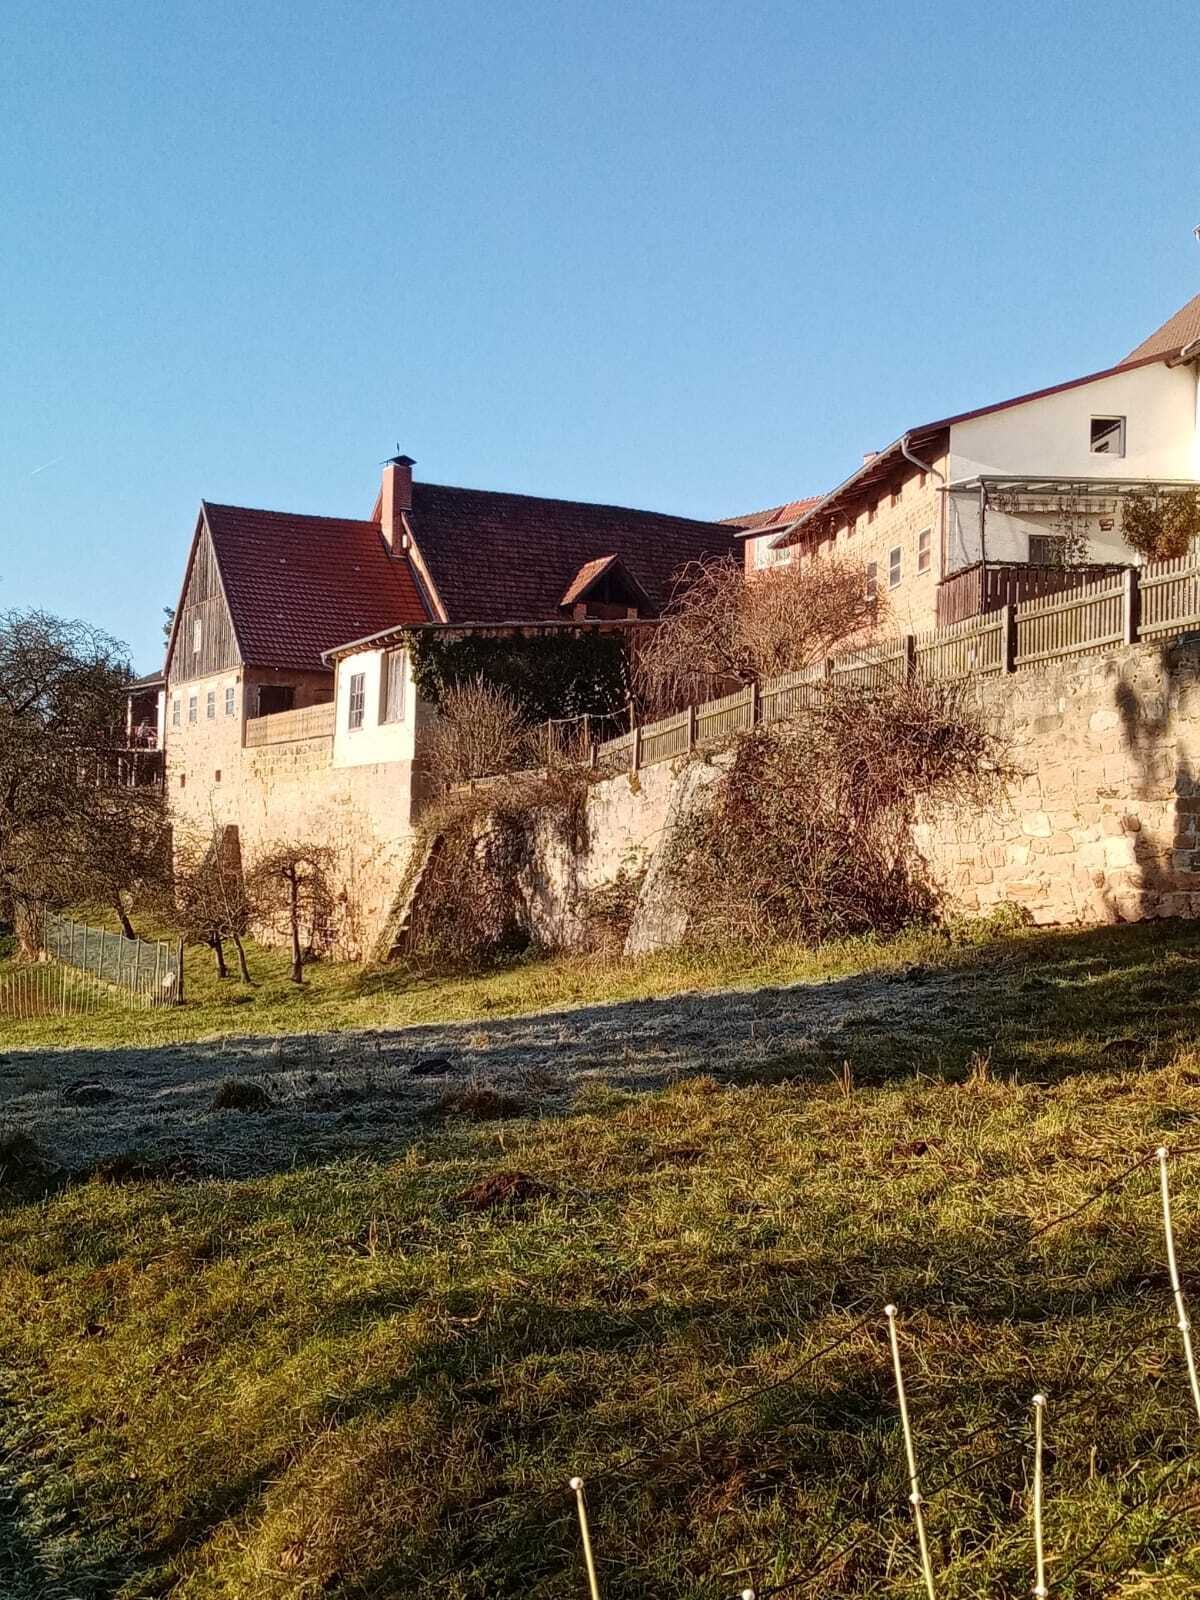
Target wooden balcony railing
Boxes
[936,561,1130,628]
[243,702,335,748]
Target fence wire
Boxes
[511,1143,1200,1597]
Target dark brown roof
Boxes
[402,481,738,623]
[203,502,429,671]
[1125,292,1200,362]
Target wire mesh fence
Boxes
[0,960,127,1020]
[42,911,182,1005]
[0,912,186,1019]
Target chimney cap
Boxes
[386,453,416,468]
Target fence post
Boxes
[749,680,760,726]
[904,634,916,681]
[1123,565,1140,646]
[687,703,697,751]
[1000,604,1015,674]
[632,723,642,773]
[175,938,186,1005]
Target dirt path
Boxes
[0,961,1006,1179]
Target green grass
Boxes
[0,906,1011,1052]
[3,921,1200,1594]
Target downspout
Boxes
[900,433,951,576]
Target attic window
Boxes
[192,619,202,655]
[1090,416,1125,457]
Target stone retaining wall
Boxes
[514,636,1200,951]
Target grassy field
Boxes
[0,906,1021,1052]
[2,920,1200,1595]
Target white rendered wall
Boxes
[332,647,416,769]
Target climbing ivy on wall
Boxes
[404,631,630,724]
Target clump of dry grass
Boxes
[436,1084,527,1121]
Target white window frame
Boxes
[206,689,216,720]
[347,671,366,731]
[171,696,181,728]
[192,618,202,655]
[379,649,407,724]
[888,546,902,589]
[187,693,197,724]
[225,684,236,717]
[1090,415,1126,457]
[865,561,878,600]
[917,527,932,575]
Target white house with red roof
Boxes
[729,292,1200,633]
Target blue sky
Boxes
[3,0,1199,670]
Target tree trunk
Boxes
[288,871,303,984]
[210,936,228,979]
[114,895,137,941]
[231,931,253,984]
[12,898,42,961]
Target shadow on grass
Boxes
[1,918,1199,1190]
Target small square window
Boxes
[1029,534,1069,566]
[888,547,902,589]
[865,562,878,600]
[179,772,186,789]
[1090,415,1125,456]
[214,768,221,783]
[187,694,197,724]
[348,671,366,731]
[225,685,236,717]
[917,527,932,575]
[206,690,216,720]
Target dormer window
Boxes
[1091,416,1125,457]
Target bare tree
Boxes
[423,677,532,790]
[633,554,885,715]
[173,828,255,981]
[69,786,169,939]
[247,844,334,984]
[0,609,141,955]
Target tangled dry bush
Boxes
[668,676,1013,947]
[422,678,535,791]
[406,768,592,968]
[633,554,884,714]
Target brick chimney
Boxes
[381,454,415,551]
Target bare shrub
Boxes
[667,677,1012,948]
[423,678,533,791]
[406,769,591,969]
[634,554,885,714]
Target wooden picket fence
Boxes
[595,552,1200,776]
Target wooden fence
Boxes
[243,702,335,748]
[595,552,1200,776]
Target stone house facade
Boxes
[728,293,1200,635]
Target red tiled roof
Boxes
[203,502,429,671]
[402,482,738,623]
[722,497,823,536]
[1124,291,1200,363]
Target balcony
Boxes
[243,701,335,748]
[935,560,1130,629]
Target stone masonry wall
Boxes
[509,636,1200,951]
[912,637,1200,925]
[168,729,419,960]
